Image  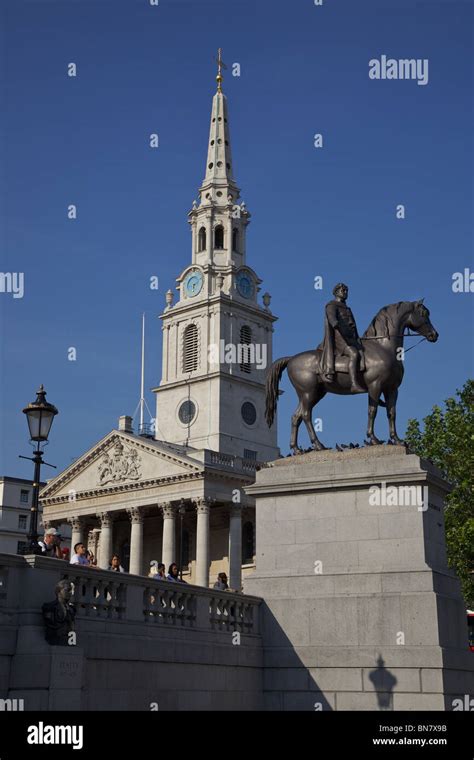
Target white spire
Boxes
[198,49,240,206]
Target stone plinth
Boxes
[243,446,474,710]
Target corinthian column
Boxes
[195,498,211,588]
[161,503,176,572]
[97,512,113,569]
[69,516,84,553]
[128,506,144,576]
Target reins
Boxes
[362,330,427,353]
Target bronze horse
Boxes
[265,300,438,452]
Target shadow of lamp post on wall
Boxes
[19,385,58,555]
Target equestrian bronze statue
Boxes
[265,286,438,453]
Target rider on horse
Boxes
[318,283,366,393]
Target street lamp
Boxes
[19,385,58,554]
[178,500,186,580]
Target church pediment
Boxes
[40,431,202,502]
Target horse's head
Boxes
[405,300,439,342]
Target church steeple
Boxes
[188,49,250,271]
[154,52,279,463]
[199,49,240,207]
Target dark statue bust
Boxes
[42,579,76,645]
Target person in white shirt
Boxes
[38,527,62,558]
[70,542,89,566]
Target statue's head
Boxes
[56,579,74,604]
[333,283,348,300]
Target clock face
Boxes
[184,270,203,297]
[236,271,254,299]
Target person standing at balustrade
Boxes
[167,563,187,583]
[70,542,89,566]
[109,554,125,572]
[213,572,229,591]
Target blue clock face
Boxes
[184,270,203,297]
[236,272,254,299]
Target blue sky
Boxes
[1,0,472,475]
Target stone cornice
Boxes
[159,291,278,324]
[41,470,206,507]
[153,371,266,393]
[245,469,449,497]
[41,466,254,510]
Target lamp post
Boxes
[19,385,58,555]
[178,500,186,580]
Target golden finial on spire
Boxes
[215,47,227,92]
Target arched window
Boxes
[198,227,206,252]
[232,228,239,251]
[239,325,252,373]
[182,324,199,373]
[214,224,224,249]
[242,522,255,564]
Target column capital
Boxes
[127,506,144,524]
[160,502,175,519]
[97,511,113,528]
[229,502,242,517]
[68,515,84,531]
[195,497,214,515]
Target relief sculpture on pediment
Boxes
[97,440,142,486]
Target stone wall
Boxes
[0,554,263,711]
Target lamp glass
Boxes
[26,408,55,442]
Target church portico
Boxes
[46,496,251,589]
[40,427,257,587]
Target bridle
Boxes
[362,329,427,353]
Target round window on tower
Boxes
[178,400,196,425]
[241,402,257,426]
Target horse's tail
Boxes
[265,356,290,427]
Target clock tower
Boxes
[153,52,279,463]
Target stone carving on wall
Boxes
[97,441,142,486]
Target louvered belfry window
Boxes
[183,324,199,373]
[240,325,252,373]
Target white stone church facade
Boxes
[40,72,279,590]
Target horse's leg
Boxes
[290,402,304,454]
[302,387,327,451]
[366,382,384,445]
[384,388,404,444]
